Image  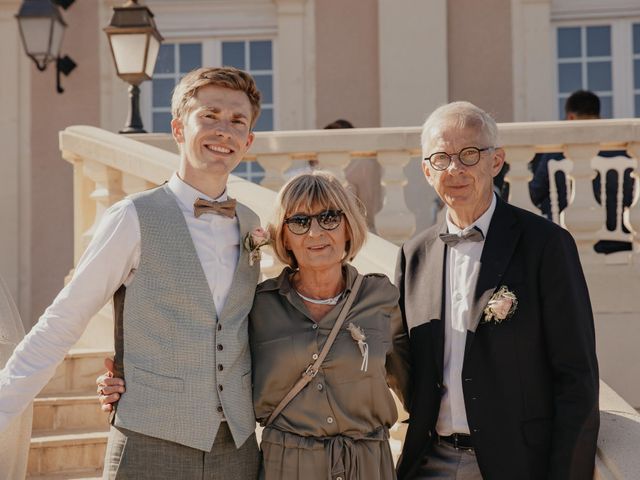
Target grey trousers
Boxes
[103,422,260,479]
[413,440,483,480]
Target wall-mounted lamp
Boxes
[104,0,163,134]
[15,0,77,94]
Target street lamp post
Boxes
[104,0,163,134]
[15,0,77,93]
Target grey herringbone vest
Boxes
[113,184,260,451]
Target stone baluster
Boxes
[591,155,635,243]
[122,173,156,196]
[80,160,125,254]
[502,146,537,213]
[66,154,96,265]
[316,152,351,185]
[548,158,574,226]
[562,144,601,254]
[257,154,293,192]
[626,142,640,252]
[376,150,415,244]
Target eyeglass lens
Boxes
[285,210,343,235]
[429,147,482,170]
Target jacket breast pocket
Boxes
[130,364,184,393]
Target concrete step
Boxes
[28,428,108,477]
[27,468,103,479]
[39,349,113,396]
[33,393,110,433]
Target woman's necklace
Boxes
[295,289,345,305]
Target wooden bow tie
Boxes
[193,197,237,218]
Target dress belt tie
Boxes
[262,426,389,480]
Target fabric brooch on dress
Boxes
[243,227,271,266]
[347,322,369,372]
[483,286,518,324]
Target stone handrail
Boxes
[59,124,640,478]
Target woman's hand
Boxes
[96,357,126,412]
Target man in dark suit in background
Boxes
[396,101,599,479]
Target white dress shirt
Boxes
[435,194,497,436]
[0,173,239,430]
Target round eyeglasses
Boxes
[284,210,344,235]
[424,146,494,171]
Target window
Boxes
[555,20,640,119]
[556,25,613,118]
[151,43,202,133]
[222,40,274,132]
[147,39,274,184]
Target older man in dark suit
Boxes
[395,101,599,479]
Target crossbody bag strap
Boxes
[264,274,364,427]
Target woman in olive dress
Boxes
[99,172,410,479]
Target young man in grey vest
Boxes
[0,67,263,478]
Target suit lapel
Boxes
[422,219,448,376]
[218,203,260,321]
[465,200,521,358]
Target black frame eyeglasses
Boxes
[284,210,344,235]
[424,146,494,171]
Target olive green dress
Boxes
[249,265,410,480]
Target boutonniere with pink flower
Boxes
[243,227,271,266]
[483,286,518,324]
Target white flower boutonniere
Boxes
[347,322,369,372]
[243,227,271,266]
[483,286,518,324]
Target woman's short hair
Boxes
[171,66,261,129]
[421,101,498,156]
[270,172,368,268]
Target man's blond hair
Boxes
[171,67,261,128]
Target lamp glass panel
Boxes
[144,35,160,77]
[110,33,148,74]
[50,17,66,57]
[18,17,53,58]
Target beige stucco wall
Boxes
[28,3,101,328]
[447,0,514,122]
[378,0,448,127]
[315,0,380,128]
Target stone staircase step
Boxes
[28,429,108,477]
[33,393,110,432]
[27,468,103,479]
[39,349,113,396]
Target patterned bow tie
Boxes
[193,197,237,219]
[439,226,485,247]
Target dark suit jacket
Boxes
[395,198,599,480]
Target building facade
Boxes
[1,0,639,328]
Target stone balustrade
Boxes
[59,123,640,478]
[137,120,640,255]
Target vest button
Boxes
[218,364,223,371]
[217,344,223,351]
[217,406,223,413]
[312,354,319,360]
[312,324,318,330]
[327,416,334,424]
[218,384,223,391]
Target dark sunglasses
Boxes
[284,210,344,235]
